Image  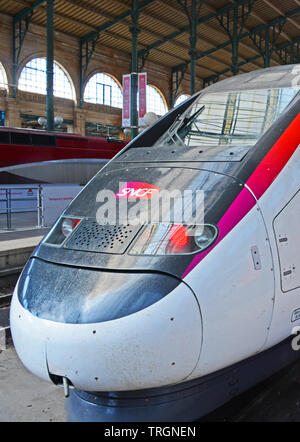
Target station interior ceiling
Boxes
[1,0,300,91]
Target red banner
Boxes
[122,74,131,127]
[138,73,147,127]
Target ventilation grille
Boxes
[64,220,142,254]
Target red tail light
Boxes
[62,218,82,237]
[169,225,188,248]
[73,219,81,228]
[129,223,218,256]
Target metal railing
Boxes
[0,185,44,230]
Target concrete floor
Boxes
[0,270,66,422]
[0,346,66,422]
[0,227,49,242]
[1,342,300,422]
[0,212,40,231]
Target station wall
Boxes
[0,12,197,138]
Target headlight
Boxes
[44,217,82,246]
[129,223,218,255]
[62,218,81,237]
[194,225,218,250]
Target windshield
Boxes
[155,87,299,148]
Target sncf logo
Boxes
[115,182,160,199]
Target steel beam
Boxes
[250,20,287,67]
[46,0,54,132]
[176,0,204,96]
[174,6,300,78]
[143,4,300,73]
[274,36,300,65]
[170,65,188,107]
[203,33,300,87]
[12,0,46,98]
[189,0,200,94]
[138,0,258,59]
[80,0,157,44]
[202,54,261,87]
[14,0,46,22]
[130,0,140,139]
[200,7,300,67]
[216,0,256,75]
[79,0,157,108]
[79,38,96,108]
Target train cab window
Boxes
[31,134,56,146]
[155,87,299,149]
[0,131,10,144]
[11,132,31,145]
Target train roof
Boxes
[0,126,89,140]
[0,126,125,145]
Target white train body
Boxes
[10,64,300,421]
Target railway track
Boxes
[0,293,12,308]
[0,269,21,349]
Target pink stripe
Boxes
[182,188,255,278]
[182,113,300,279]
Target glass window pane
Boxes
[0,65,6,90]
[147,85,167,116]
[156,87,299,148]
[18,58,73,100]
[84,73,122,108]
[175,94,190,106]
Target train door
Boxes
[274,189,300,293]
[270,189,300,342]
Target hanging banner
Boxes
[138,72,147,127]
[122,74,131,128]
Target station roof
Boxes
[0,0,300,84]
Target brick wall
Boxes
[0,11,196,138]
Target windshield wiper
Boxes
[180,105,206,130]
[174,105,206,143]
[156,105,206,147]
[162,114,182,146]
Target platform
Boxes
[0,228,48,276]
[1,345,300,422]
[0,347,66,422]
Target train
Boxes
[10,63,300,421]
[0,128,126,185]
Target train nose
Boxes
[10,258,202,391]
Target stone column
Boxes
[73,107,85,135]
[5,97,21,128]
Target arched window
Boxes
[147,85,167,116]
[0,62,8,90]
[84,73,122,108]
[18,58,74,100]
[175,94,190,106]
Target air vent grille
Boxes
[64,220,142,254]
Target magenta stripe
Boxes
[182,112,300,279]
[182,188,256,278]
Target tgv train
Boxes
[0,128,126,185]
[10,64,300,421]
